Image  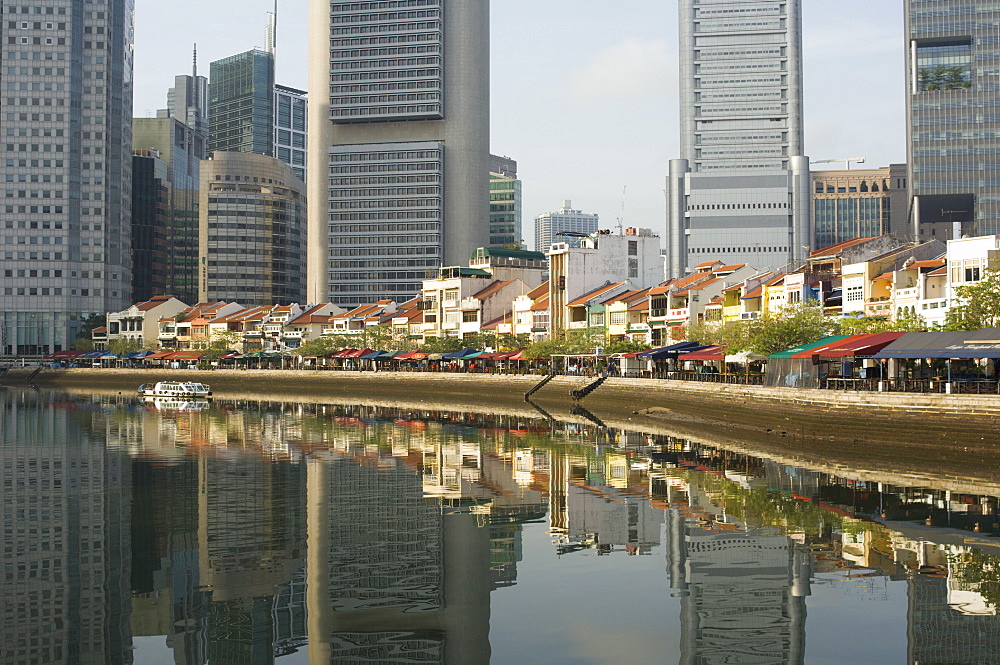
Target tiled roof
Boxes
[601,288,645,306]
[695,260,720,269]
[567,282,625,307]
[286,304,334,326]
[928,266,947,276]
[472,279,516,301]
[716,263,747,272]
[909,258,946,270]
[742,286,764,300]
[530,295,550,311]
[873,272,893,281]
[648,284,672,295]
[809,237,877,258]
[526,280,549,300]
[136,294,175,311]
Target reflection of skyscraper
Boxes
[665,504,810,665]
[307,454,492,665]
[907,567,1000,664]
[0,391,134,664]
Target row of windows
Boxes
[329,233,440,244]
[3,235,64,245]
[3,269,63,277]
[698,133,783,143]
[331,67,439,82]
[688,202,788,211]
[330,175,439,185]
[696,47,783,59]
[331,80,440,94]
[332,1,439,12]
[3,208,64,219]
[329,198,440,209]
[698,76,783,87]
[328,211,440,221]
[3,287,66,296]
[689,246,788,254]
[328,162,441,173]
[330,32,440,49]
[330,56,440,71]
[329,222,439,232]
[1,250,64,260]
[698,105,785,115]
[334,187,440,197]
[330,9,439,25]
[331,92,441,105]
[329,246,440,257]
[331,259,437,268]
[696,7,779,17]
[6,5,70,14]
[331,20,439,36]
[331,270,429,281]
[330,45,440,59]
[4,96,66,107]
[331,149,439,162]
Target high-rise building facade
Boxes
[209,49,275,157]
[666,0,811,279]
[905,2,1000,241]
[274,85,307,182]
[161,51,209,136]
[534,200,599,254]
[130,152,171,303]
[199,152,306,306]
[307,0,491,307]
[489,154,520,248]
[812,165,909,249]
[1,0,135,354]
[133,117,206,304]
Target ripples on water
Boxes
[2,388,1000,664]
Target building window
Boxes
[915,39,972,92]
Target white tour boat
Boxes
[137,381,212,398]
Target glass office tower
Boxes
[906,1,1000,241]
[209,49,275,157]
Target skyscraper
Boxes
[161,47,209,136]
[274,84,307,182]
[209,49,276,157]
[133,116,206,304]
[905,1,1000,241]
[489,154,521,248]
[666,0,811,279]
[1,0,135,354]
[307,0,491,307]
[199,152,306,306]
[534,200,599,254]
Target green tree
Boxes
[360,324,393,350]
[944,268,1000,331]
[604,340,652,355]
[197,329,243,360]
[744,302,834,356]
[293,335,344,357]
[420,336,466,353]
[687,319,752,354]
[522,338,570,360]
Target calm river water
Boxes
[3,387,1000,664]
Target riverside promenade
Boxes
[6,365,1000,486]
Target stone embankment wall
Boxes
[3,367,1000,416]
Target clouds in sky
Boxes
[133,0,907,248]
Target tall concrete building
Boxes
[905,2,1000,241]
[209,49,276,157]
[534,200,599,254]
[161,48,209,136]
[0,0,135,354]
[666,0,811,279]
[490,154,521,248]
[307,0,491,307]
[199,152,306,306]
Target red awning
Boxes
[49,350,85,359]
[677,345,724,361]
[330,349,356,358]
[165,351,203,360]
[344,348,375,358]
[145,351,174,360]
[395,350,427,360]
[794,332,907,359]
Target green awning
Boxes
[768,335,849,359]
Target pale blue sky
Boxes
[134,0,906,247]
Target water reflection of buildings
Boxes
[0,391,134,665]
[9,391,1000,665]
[660,476,810,665]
